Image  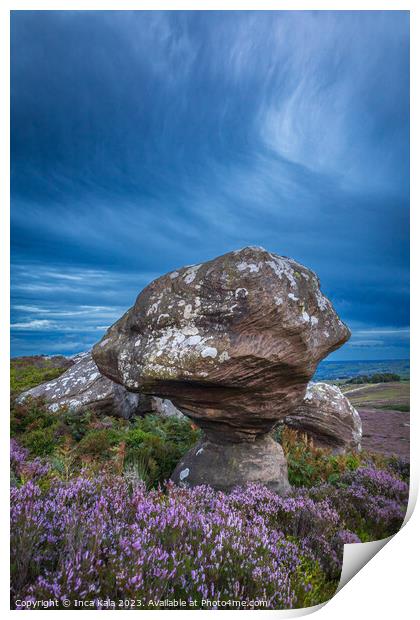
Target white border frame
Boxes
[1,3,417,618]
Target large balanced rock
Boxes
[18,351,150,419]
[93,246,350,493]
[284,382,362,453]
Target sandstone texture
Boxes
[284,382,362,453]
[18,351,149,419]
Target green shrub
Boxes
[10,363,66,395]
[123,415,200,488]
[22,427,56,457]
[76,428,123,459]
[11,398,56,437]
[292,556,338,607]
[279,427,363,487]
[55,409,93,442]
[11,394,199,485]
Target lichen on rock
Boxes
[18,351,151,419]
[284,382,362,453]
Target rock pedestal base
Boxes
[171,434,290,495]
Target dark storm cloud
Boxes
[11,10,409,358]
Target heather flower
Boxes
[306,467,409,540]
[11,438,50,483]
[11,438,28,466]
[10,445,408,610]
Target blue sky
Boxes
[11,10,409,360]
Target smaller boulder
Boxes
[18,351,150,419]
[284,382,362,453]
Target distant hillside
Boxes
[10,355,73,394]
[314,359,410,382]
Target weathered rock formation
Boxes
[18,350,186,420]
[93,246,350,493]
[18,351,149,419]
[284,382,362,453]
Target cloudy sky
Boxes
[11,10,409,360]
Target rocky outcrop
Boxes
[93,246,350,493]
[18,351,151,419]
[284,382,362,453]
[92,246,351,491]
[93,247,350,436]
